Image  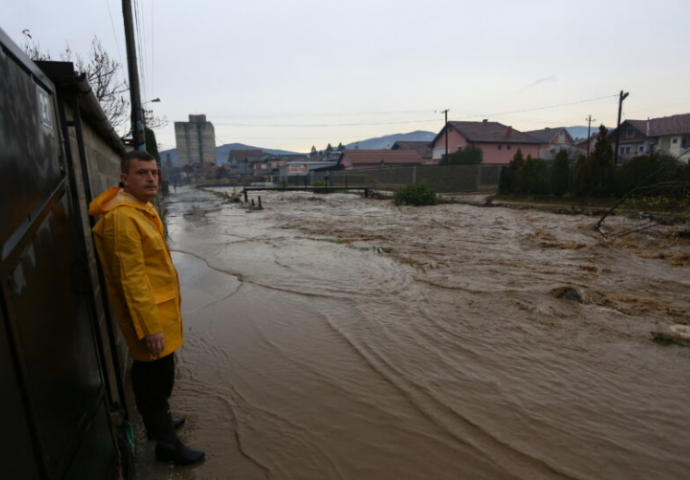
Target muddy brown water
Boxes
[135,186,690,480]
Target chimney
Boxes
[482,119,488,123]
[507,126,513,135]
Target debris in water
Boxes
[551,286,585,303]
[652,324,690,347]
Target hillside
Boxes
[345,130,436,150]
[566,126,594,141]
[160,143,298,166]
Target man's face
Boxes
[120,159,159,202]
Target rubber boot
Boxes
[155,441,206,466]
[144,412,205,465]
[145,416,186,440]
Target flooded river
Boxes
[138,186,690,480]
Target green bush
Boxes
[551,149,571,196]
[514,155,550,194]
[614,154,663,195]
[574,125,614,197]
[499,149,524,193]
[393,180,438,206]
[449,145,483,165]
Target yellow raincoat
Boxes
[89,187,182,361]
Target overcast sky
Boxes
[4,0,690,153]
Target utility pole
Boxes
[585,115,595,157]
[122,0,145,151]
[441,109,449,163]
[613,90,629,165]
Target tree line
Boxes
[498,125,690,198]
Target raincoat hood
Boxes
[88,187,153,217]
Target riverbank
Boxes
[135,186,690,479]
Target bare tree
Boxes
[63,38,129,130]
[24,40,53,61]
[143,108,168,130]
[24,36,166,134]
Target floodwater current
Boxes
[137,186,690,480]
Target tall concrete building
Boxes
[174,114,216,167]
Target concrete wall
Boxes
[174,115,217,167]
[317,164,503,193]
[64,103,130,392]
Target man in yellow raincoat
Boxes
[89,150,204,465]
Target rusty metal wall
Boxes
[0,28,117,479]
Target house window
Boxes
[507,145,511,150]
[498,145,502,150]
[672,138,678,144]
[620,146,631,155]
[626,128,634,138]
[638,145,645,153]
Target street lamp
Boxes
[141,97,161,140]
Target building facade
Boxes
[431,121,541,164]
[174,114,216,167]
[610,113,690,163]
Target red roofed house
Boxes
[337,149,423,170]
[227,149,264,175]
[609,113,690,163]
[391,141,434,163]
[431,120,541,164]
[522,127,583,160]
[575,136,595,155]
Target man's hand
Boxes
[145,332,165,358]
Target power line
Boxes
[151,0,155,95]
[210,93,614,128]
[157,131,339,141]
[133,0,148,102]
[157,109,436,120]
[139,0,149,101]
[160,94,616,125]
[215,135,231,146]
[451,94,618,120]
[104,0,124,65]
[625,97,690,115]
[212,118,440,128]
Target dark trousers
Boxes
[131,352,175,416]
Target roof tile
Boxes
[626,113,690,137]
[448,121,542,144]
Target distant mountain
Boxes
[566,126,595,141]
[159,143,299,166]
[216,143,298,160]
[345,130,436,150]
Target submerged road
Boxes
[136,186,690,479]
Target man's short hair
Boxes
[121,150,156,173]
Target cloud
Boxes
[523,75,558,90]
